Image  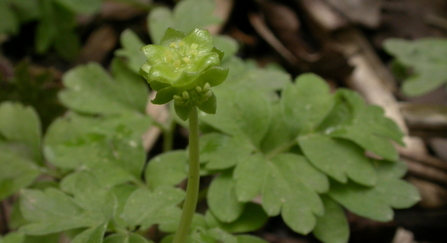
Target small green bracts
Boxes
[140,28,228,120]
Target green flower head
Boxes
[140,28,228,120]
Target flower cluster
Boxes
[139,28,228,120]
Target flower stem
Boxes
[173,106,200,243]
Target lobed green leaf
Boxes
[384,38,447,96]
[59,60,148,115]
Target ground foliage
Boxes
[1,0,443,242]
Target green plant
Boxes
[0,0,420,243]
[1,0,143,60]
[384,38,447,96]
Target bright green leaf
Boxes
[236,235,269,243]
[115,29,147,73]
[207,172,245,223]
[71,223,107,243]
[148,7,174,44]
[110,184,139,229]
[1,232,24,243]
[299,134,377,186]
[122,187,184,230]
[59,61,149,115]
[328,161,420,222]
[329,90,404,161]
[199,88,272,148]
[218,60,291,98]
[44,112,151,147]
[173,0,221,34]
[207,228,238,243]
[262,154,324,234]
[0,149,40,200]
[19,188,98,235]
[145,150,188,190]
[212,36,239,62]
[206,202,268,233]
[71,172,116,220]
[103,233,151,243]
[281,73,334,135]
[313,196,349,243]
[0,102,42,164]
[233,153,267,202]
[199,133,255,170]
[384,38,447,96]
[260,103,297,154]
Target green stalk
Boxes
[173,106,200,243]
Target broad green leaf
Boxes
[299,134,377,186]
[55,0,102,14]
[19,188,98,235]
[328,180,392,222]
[0,232,24,243]
[199,88,272,148]
[71,223,107,243]
[313,196,349,243]
[207,172,245,223]
[260,103,297,154]
[44,114,148,184]
[70,172,116,220]
[110,184,139,228]
[103,233,151,243]
[45,132,141,180]
[276,153,329,193]
[122,187,184,230]
[233,153,267,202]
[0,149,40,200]
[217,60,291,98]
[262,154,324,234]
[0,102,42,164]
[115,29,147,73]
[384,38,447,96]
[199,133,255,170]
[148,0,220,44]
[212,36,239,62]
[173,0,221,34]
[164,227,237,243]
[328,161,420,222]
[281,73,334,134]
[145,151,188,190]
[148,7,174,44]
[236,235,269,243]
[59,61,148,115]
[44,112,151,146]
[205,203,268,233]
[207,228,238,243]
[329,90,404,161]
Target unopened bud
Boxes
[182,91,190,99]
[203,83,211,91]
[204,90,213,98]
